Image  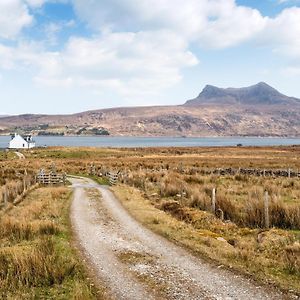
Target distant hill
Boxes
[184,82,300,106]
[1,82,300,137]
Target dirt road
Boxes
[70,177,286,300]
[14,151,25,159]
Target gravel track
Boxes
[70,177,288,300]
[14,151,25,159]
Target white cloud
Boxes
[37,31,198,96]
[0,42,47,72]
[0,0,32,39]
[43,20,75,46]
[71,0,266,49]
[197,1,266,48]
[0,31,198,97]
[70,0,300,72]
[70,0,300,57]
[261,7,300,60]
[25,0,46,7]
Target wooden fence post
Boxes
[23,177,26,192]
[51,163,56,174]
[288,168,291,179]
[3,188,8,208]
[264,190,270,229]
[212,188,216,214]
[216,208,224,221]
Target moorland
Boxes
[0,146,299,298]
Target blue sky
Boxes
[0,0,300,115]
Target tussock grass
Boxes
[285,242,300,275]
[113,184,300,296]
[0,237,76,289]
[0,186,108,299]
[124,170,300,230]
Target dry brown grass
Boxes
[0,238,76,289]
[0,168,36,208]
[0,185,108,299]
[5,145,300,175]
[113,184,300,296]
[0,217,60,241]
[284,242,300,275]
[1,146,300,296]
[123,169,300,229]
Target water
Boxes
[1,136,300,148]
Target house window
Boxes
[23,144,25,147]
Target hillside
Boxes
[1,82,300,137]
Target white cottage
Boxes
[9,133,35,149]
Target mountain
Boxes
[184,82,300,106]
[1,82,300,137]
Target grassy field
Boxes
[1,145,300,296]
[6,145,300,174]
[0,185,109,299]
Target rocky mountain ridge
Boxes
[184,82,300,106]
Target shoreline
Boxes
[1,134,300,138]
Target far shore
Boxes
[1,134,300,138]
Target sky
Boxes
[0,0,300,115]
